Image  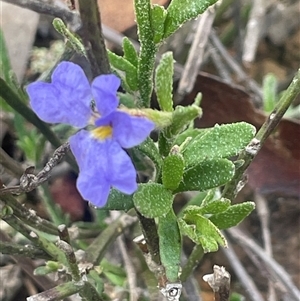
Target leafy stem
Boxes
[134,0,158,107]
[180,244,204,282]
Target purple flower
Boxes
[27,62,154,207]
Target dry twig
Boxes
[227,227,300,301]
[177,5,217,99]
[255,192,277,301]
[117,236,138,301]
[203,265,230,301]
[222,236,264,301]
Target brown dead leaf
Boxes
[182,72,300,197]
[98,0,168,32]
[49,174,86,221]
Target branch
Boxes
[222,68,300,200]
[0,142,71,195]
[0,147,24,178]
[26,281,84,301]
[77,0,110,76]
[0,193,58,235]
[2,0,81,31]
[0,238,51,260]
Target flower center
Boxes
[92,126,113,140]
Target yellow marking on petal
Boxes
[92,126,112,140]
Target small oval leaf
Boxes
[175,159,235,193]
[100,189,134,212]
[151,5,167,44]
[162,150,185,190]
[209,202,255,230]
[155,52,174,112]
[122,37,139,68]
[107,50,138,91]
[133,183,173,218]
[183,122,256,167]
[179,214,227,253]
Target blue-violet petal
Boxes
[92,74,120,117]
[27,62,92,127]
[70,131,137,207]
[112,111,155,148]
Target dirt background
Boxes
[0,0,299,300]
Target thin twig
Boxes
[177,5,217,99]
[209,30,263,102]
[242,0,271,64]
[255,192,277,301]
[227,227,300,301]
[222,68,300,201]
[207,42,232,83]
[0,142,70,195]
[117,236,138,301]
[0,193,58,235]
[26,281,84,301]
[0,228,51,260]
[136,210,161,266]
[221,236,264,301]
[1,0,81,31]
[56,240,81,282]
[0,147,24,178]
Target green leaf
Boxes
[107,50,138,91]
[263,73,277,113]
[122,37,139,68]
[164,0,218,38]
[34,261,61,275]
[151,5,167,44]
[133,183,173,218]
[155,52,174,112]
[179,214,227,253]
[101,259,126,287]
[100,189,134,211]
[209,202,255,230]
[165,105,202,138]
[183,122,256,167]
[175,159,235,193]
[201,198,231,215]
[158,209,181,281]
[53,18,86,56]
[162,149,184,190]
[174,128,207,147]
[134,0,157,106]
[117,92,136,108]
